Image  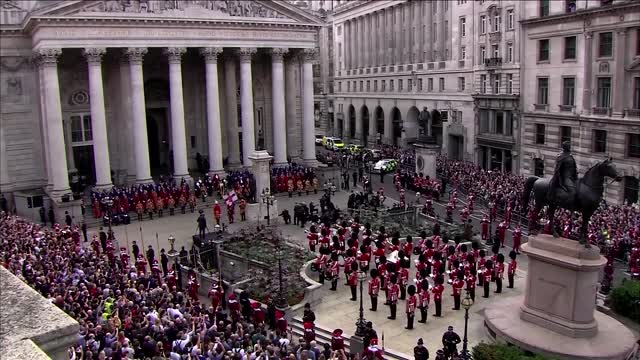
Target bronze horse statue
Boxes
[522,159,622,247]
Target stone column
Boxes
[224,55,241,166]
[37,65,53,191]
[63,119,76,174]
[394,6,401,64]
[581,32,593,114]
[125,47,152,184]
[355,107,363,144]
[270,48,288,165]
[404,2,411,63]
[425,4,433,62]
[119,58,136,183]
[371,13,377,67]
[284,59,299,160]
[416,0,423,63]
[353,18,358,68]
[437,0,445,61]
[0,125,11,192]
[301,49,317,166]
[200,47,225,175]
[239,47,257,167]
[384,109,393,145]
[368,109,377,145]
[165,47,191,182]
[37,48,71,200]
[613,29,627,116]
[84,47,112,189]
[366,14,371,67]
[344,21,349,70]
[380,10,386,65]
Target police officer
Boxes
[441,326,461,359]
[413,338,429,360]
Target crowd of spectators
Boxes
[271,165,318,195]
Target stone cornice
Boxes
[522,111,640,127]
[520,2,640,27]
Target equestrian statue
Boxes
[522,141,622,247]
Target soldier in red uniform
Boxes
[387,274,400,320]
[498,221,507,247]
[227,202,235,224]
[368,268,380,311]
[512,225,522,254]
[179,193,187,214]
[432,275,445,317]
[166,267,177,290]
[364,338,384,360]
[480,216,489,241]
[275,310,287,334]
[495,253,505,293]
[482,260,493,298]
[228,293,241,322]
[208,282,221,311]
[451,271,465,310]
[136,201,144,222]
[504,205,513,227]
[405,285,417,330]
[252,302,264,326]
[347,263,358,301]
[239,198,247,221]
[189,193,197,213]
[213,201,221,225]
[146,198,154,220]
[507,250,518,289]
[120,247,130,270]
[399,260,409,300]
[477,249,486,287]
[328,253,340,291]
[136,255,147,275]
[331,329,347,359]
[168,196,175,216]
[418,280,430,323]
[156,196,164,217]
[466,268,477,301]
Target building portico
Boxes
[1,0,323,202]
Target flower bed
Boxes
[222,228,315,306]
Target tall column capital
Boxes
[36,48,62,68]
[125,47,148,65]
[238,47,257,63]
[584,31,593,39]
[83,48,106,65]
[200,47,223,63]
[165,47,187,64]
[270,47,289,62]
[300,48,318,63]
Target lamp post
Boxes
[460,292,474,359]
[486,204,494,246]
[262,188,275,226]
[354,270,368,337]
[167,235,181,291]
[274,246,287,309]
[102,196,114,234]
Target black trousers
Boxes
[400,285,406,300]
[419,307,428,322]
[199,228,206,241]
[389,303,397,319]
[319,271,325,284]
[406,313,414,329]
[181,206,186,214]
[483,282,490,298]
[148,211,153,220]
[508,273,514,288]
[453,294,461,310]
[137,213,143,221]
[434,299,442,317]
[478,274,484,287]
[350,285,357,300]
[496,278,502,293]
[331,277,338,291]
[468,287,476,302]
[158,209,163,217]
[370,295,378,311]
[241,212,246,221]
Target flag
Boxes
[224,190,238,207]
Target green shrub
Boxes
[472,343,555,360]
[610,278,640,323]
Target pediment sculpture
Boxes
[83,0,289,19]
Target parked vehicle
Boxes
[315,134,324,145]
[346,144,364,155]
[325,137,345,151]
[371,158,398,173]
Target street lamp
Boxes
[486,205,494,246]
[262,188,276,226]
[354,270,368,337]
[102,196,114,235]
[460,292,474,359]
[167,235,181,291]
[274,247,287,309]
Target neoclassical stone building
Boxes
[0,0,322,207]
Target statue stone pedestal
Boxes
[484,234,637,359]
[413,142,440,179]
[248,150,273,205]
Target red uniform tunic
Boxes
[368,277,380,296]
[466,274,476,290]
[388,283,400,304]
[513,229,522,252]
[431,284,444,302]
[452,278,464,296]
[481,219,490,240]
[348,271,358,286]
[419,288,431,308]
[406,295,417,314]
[508,260,517,276]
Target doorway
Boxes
[73,145,96,184]
[448,135,464,161]
[146,108,169,176]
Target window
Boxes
[353,81,356,91]
[599,32,613,57]
[538,39,550,62]
[409,79,414,92]
[492,44,499,58]
[562,77,576,106]
[480,15,486,34]
[460,17,466,37]
[439,78,445,92]
[628,133,640,158]
[593,129,607,153]
[507,9,514,30]
[338,81,342,92]
[537,78,549,105]
[496,112,504,134]
[460,46,466,59]
[560,126,572,145]
[481,75,487,94]
[507,44,513,62]
[492,74,501,94]
[374,80,378,92]
[399,79,403,91]
[458,77,466,91]
[480,46,486,62]
[492,14,500,32]
[565,0,576,13]
[534,158,545,177]
[70,114,93,143]
[444,21,449,40]
[347,82,351,92]
[359,81,363,92]
[564,36,577,60]
[381,80,386,91]
[535,124,546,144]
[637,29,640,56]
[418,79,423,91]
[390,79,394,91]
[507,74,513,94]
[623,176,639,206]
[366,80,370,92]
[635,77,640,109]
[428,78,434,91]
[597,77,612,108]
[337,25,342,36]
[539,0,549,16]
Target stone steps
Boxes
[290,317,411,360]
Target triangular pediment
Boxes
[31,0,323,25]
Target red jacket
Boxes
[369,278,380,296]
[406,295,417,314]
[432,284,444,301]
